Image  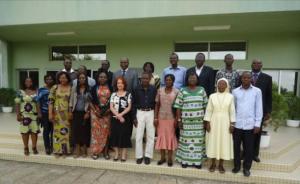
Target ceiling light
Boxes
[193,25,231,31]
[47,32,75,36]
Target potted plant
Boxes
[0,88,16,113]
[285,93,300,127]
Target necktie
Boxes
[122,70,126,77]
[253,73,258,85]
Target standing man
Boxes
[161,53,186,90]
[113,57,138,93]
[251,59,272,162]
[97,60,113,90]
[61,55,77,81]
[215,54,240,91]
[186,53,215,96]
[232,71,263,177]
[132,72,157,165]
[72,65,96,88]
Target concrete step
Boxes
[0,147,299,184]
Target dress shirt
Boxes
[161,66,186,89]
[195,66,203,76]
[232,85,263,130]
[132,85,157,119]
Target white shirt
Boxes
[232,85,263,130]
[195,66,203,76]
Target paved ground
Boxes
[0,160,240,184]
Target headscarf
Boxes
[216,78,230,93]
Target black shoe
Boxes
[136,158,143,164]
[243,169,251,177]
[253,157,261,162]
[45,148,51,155]
[181,164,188,168]
[144,157,151,165]
[157,159,166,165]
[232,167,240,173]
[195,165,202,169]
[167,161,173,167]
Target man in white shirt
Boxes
[232,71,263,177]
[61,55,77,81]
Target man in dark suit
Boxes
[112,57,138,93]
[251,59,272,162]
[186,53,215,96]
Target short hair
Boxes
[143,62,155,73]
[102,60,110,65]
[170,52,179,59]
[44,74,55,83]
[241,71,252,77]
[63,54,72,61]
[56,71,71,84]
[196,52,205,59]
[114,76,127,91]
[164,74,175,82]
[186,71,199,85]
[141,71,151,79]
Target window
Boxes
[50,45,106,61]
[174,41,247,60]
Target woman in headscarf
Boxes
[204,78,236,173]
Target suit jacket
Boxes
[113,68,138,93]
[252,72,272,116]
[186,65,215,96]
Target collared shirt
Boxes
[161,66,186,89]
[61,68,77,81]
[132,85,157,118]
[36,87,50,113]
[195,66,203,76]
[73,77,96,88]
[215,68,240,90]
[232,85,263,130]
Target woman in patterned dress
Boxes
[90,71,112,160]
[173,72,208,169]
[15,77,40,156]
[48,71,72,158]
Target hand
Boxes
[178,121,183,130]
[68,112,73,121]
[254,127,260,134]
[229,126,234,134]
[206,122,211,133]
[263,113,271,121]
[154,119,158,127]
[17,114,23,122]
[133,119,138,127]
[84,112,90,120]
[49,114,54,123]
[119,116,125,123]
[174,120,177,129]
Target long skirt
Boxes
[90,111,111,155]
[53,110,70,154]
[72,111,91,146]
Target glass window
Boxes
[209,42,247,60]
[78,45,106,61]
[51,46,78,61]
[174,42,208,60]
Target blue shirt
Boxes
[161,66,186,89]
[232,85,263,130]
[37,87,50,113]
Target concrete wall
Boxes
[9,34,300,88]
[1,0,300,26]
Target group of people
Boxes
[15,52,272,177]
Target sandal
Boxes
[209,164,216,172]
[24,147,29,156]
[219,165,225,174]
[92,154,99,160]
[167,160,173,167]
[103,153,111,160]
[32,147,39,155]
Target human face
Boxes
[217,80,227,93]
[165,76,174,88]
[78,74,86,86]
[169,54,178,67]
[98,72,107,85]
[64,59,72,71]
[241,72,252,88]
[141,73,150,87]
[59,74,69,85]
[144,64,153,73]
[24,78,33,89]
[195,54,205,68]
[120,59,129,70]
[45,76,54,87]
[252,59,262,73]
[188,74,198,87]
[224,54,234,67]
[117,79,125,91]
[101,61,110,71]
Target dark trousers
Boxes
[41,113,53,150]
[233,128,254,171]
[253,123,263,158]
